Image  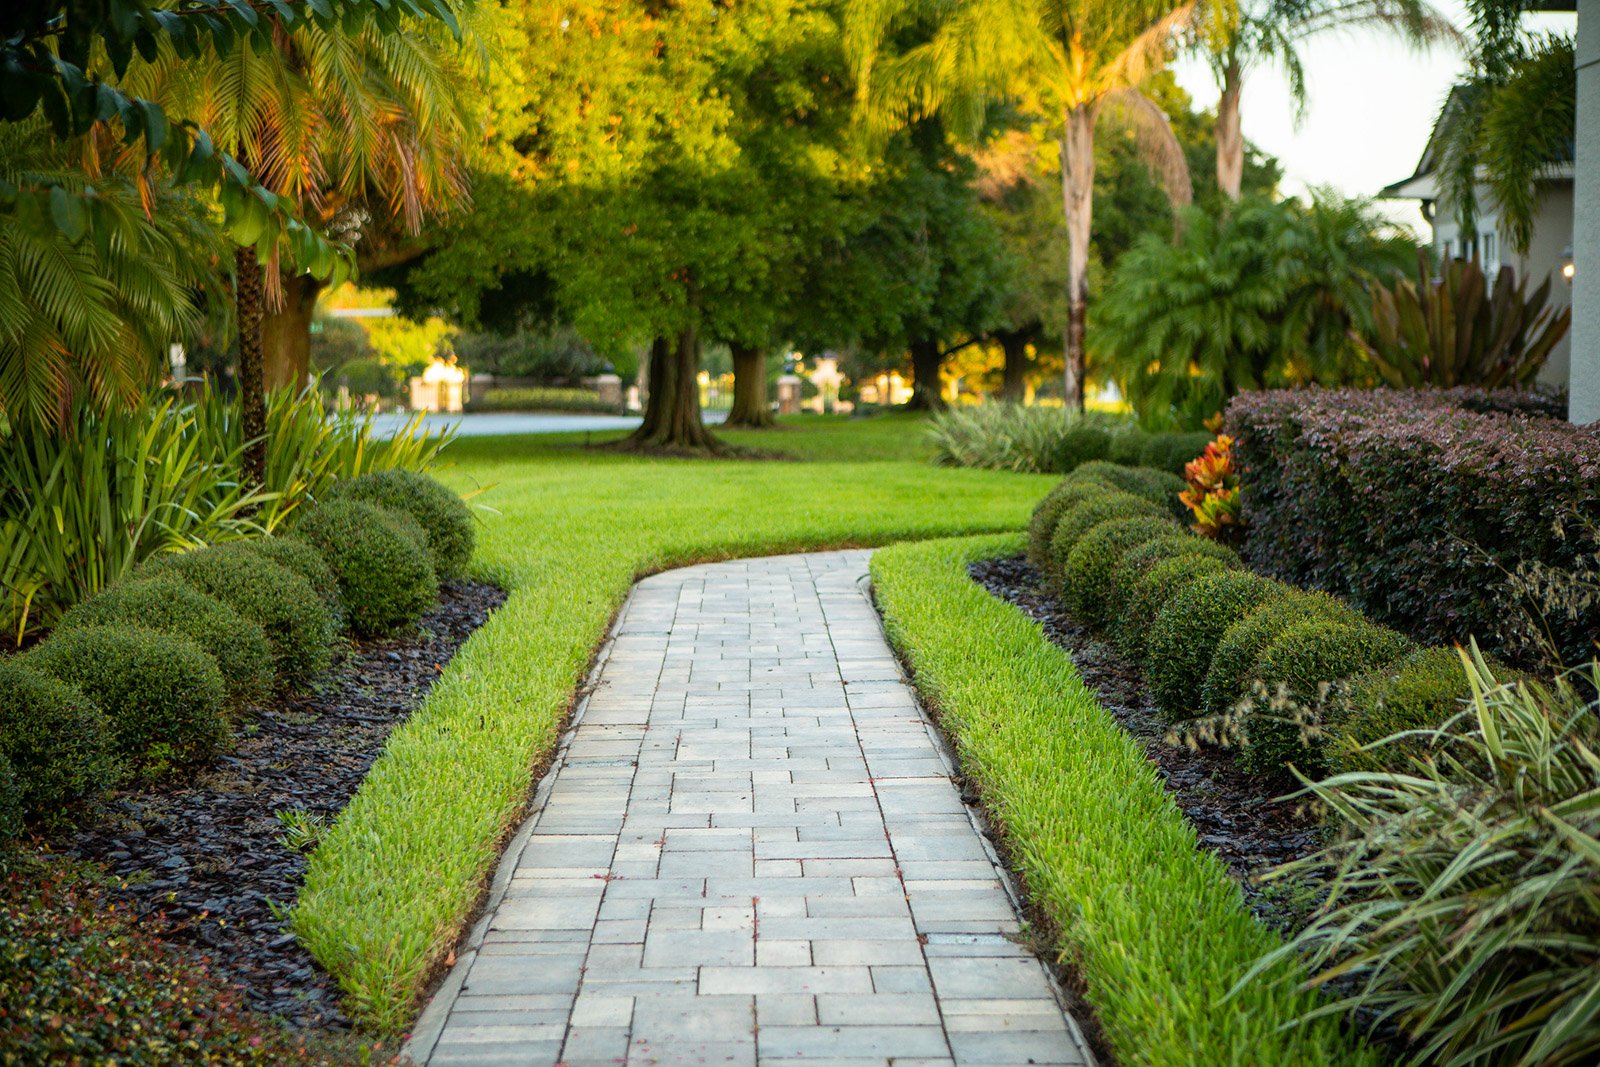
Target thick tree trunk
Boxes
[624,328,722,452]
[235,247,268,487]
[905,338,946,411]
[997,329,1031,403]
[1060,104,1095,412]
[723,342,776,428]
[1216,60,1244,203]
[262,274,322,391]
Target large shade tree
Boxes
[1196,0,1458,201]
[846,0,1195,410]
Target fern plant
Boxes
[1354,250,1570,389]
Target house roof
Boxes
[1382,81,1575,201]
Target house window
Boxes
[1482,231,1498,273]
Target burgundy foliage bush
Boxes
[1226,387,1600,665]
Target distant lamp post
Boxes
[1562,245,1576,284]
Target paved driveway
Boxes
[369,411,728,438]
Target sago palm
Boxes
[1196,0,1459,200]
[846,0,1196,410]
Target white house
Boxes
[1382,86,1577,393]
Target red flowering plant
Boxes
[1180,434,1243,542]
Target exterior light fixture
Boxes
[1562,245,1575,283]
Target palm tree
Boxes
[0,120,225,431]
[137,12,479,391]
[1198,0,1458,201]
[846,0,1195,410]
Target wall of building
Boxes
[1427,182,1575,390]
[1573,0,1600,424]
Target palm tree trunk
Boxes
[1216,59,1244,202]
[234,247,268,486]
[1060,104,1096,412]
[262,274,322,391]
[724,342,776,428]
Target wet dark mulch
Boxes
[45,579,507,1031]
[969,555,1322,929]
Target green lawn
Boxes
[870,535,1377,1067]
[292,414,1053,1032]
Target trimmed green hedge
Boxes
[872,534,1377,1066]
[329,470,475,579]
[143,544,336,688]
[295,501,438,637]
[1062,515,1180,627]
[57,578,274,711]
[1147,572,1291,721]
[0,661,116,822]
[28,624,229,772]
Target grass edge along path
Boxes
[291,433,1053,1034]
[870,533,1378,1067]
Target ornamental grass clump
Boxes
[329,469,475,579]
[56,578,274,710]
[1062,516,1180,627]
[296,500,438,637]
[1246,650,1600,1067]
[0,661,116,822]
[1147,571,1292,721]
[27,625,229,773]
[143,544,336,688]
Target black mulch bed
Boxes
[44,578,507,1031]
[969,555,1322,929]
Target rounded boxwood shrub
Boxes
[1028,481,1118,565]
[296,500,439,636]
[1062,515,1180,627]
[1327,646,1487,775]
[1238,619,1414,775]
[0,752,21,844]
[1146,571,1293,722]
[328,469,475,578]
[1201,593,1361,717]
[56,578,274,711]
[237,536,342,613]
[1139,431,1214,475]
[1110,535,1238,620]
[1047,491,1165,584]
[1115,552,1238,662]
[143,545,335,688]
[1069,461,1186,510]
[0,661,115,822]
[1056,424,1111,472]
[27,625,228,772]
[1107,426,1150,466]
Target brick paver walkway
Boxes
[406,551,1092,1067]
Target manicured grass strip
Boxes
[292,426,1053,1032]
[870,534,1377,1067]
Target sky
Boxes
[1168,2,1578,236]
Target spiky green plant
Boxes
[928,405,1123,473]
[1243,646,1600,1067]
[1354,250,1570,389]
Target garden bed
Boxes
[969,554,1321,930]
[39,578,504,1031]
